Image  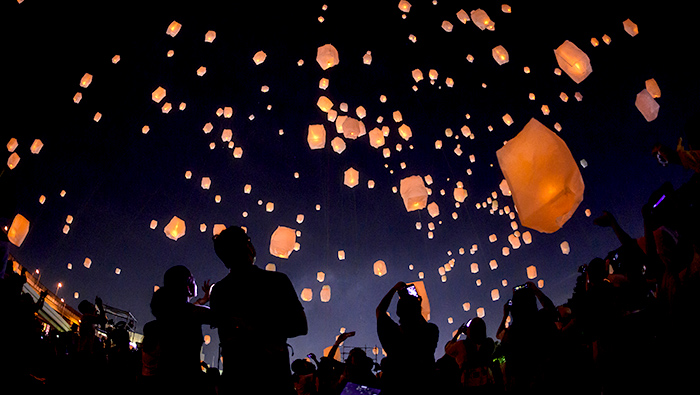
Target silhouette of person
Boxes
[376,281,439,395]
[148,265,213,393]
[209,226,308,395]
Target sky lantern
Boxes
[319,78,329,90]
[80,73,93,88]
[491,289,500,301]
[224,107,233,118]
[341,117,364,140]
[427,202,440,218]
[492,45,509,65]
[308,124,326,149]
[150,220,158,230]
[471,9,494,30]
[201,177,211,189]
[522,231,532,244]
[527,265,538,279]
[398,124,412,140]
[338,250,345,260]
[442,20,453,32]
[373,260,387,276]
[152,87,166,103]
[635,89,660,122]
[508,234,521,249]
[7,153,20,170]
[393,110,403,123]
[253,50,267,65]
[453,187,468,202]
[456,9,469,23]
[111,55,120,64]
[84,258,92,269]
[363,51,372,65]
[411,69,423,83]
[471,263,479,273]
[8,214,30,247]
[645,78,661,98]
[369,128,385,148]
[554,40,592,84]
[560,241,571,255]
[411,281,431,321]
[6,138,18,152]
[398,0,411,12]
[221,129,232,142]
[166,21,182,37]
[623,19,638,36]
[270,226,296,259]
[301,288,313,302]
[356,106,366,119]
[204,30,216,43]
[316,44,339,70]
[400,175,428,211]
[30,139,43,154]
[344,167,359,188]
[317,96,333,112]
[331,136,346,153]
[496,118,584,233]
[320,285,331,302]
[164,216,186,241]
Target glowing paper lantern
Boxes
[301,288,313,302]
[166,21,182,37]
[197,66,207,76]
[84,258,92,269]
[307,125,326,149]
[204,30,216,43]
[470,263,479,273]
[30,139,43,154]
[363,51,372,65]
[201,177,211,190]
[491,289,500,301]
[560,241,570,255]
[212,224,226,236]
[253,50,267,65]
[442,20,453,32]
[496,118,584,233]
[270,226,297,259]
[369,128,385,148]
[320,285,331,302]
[331,136,346,154]
[317,96,334,112]
[457,9,469,23]
[7,153,20,169]
[398,0,411,12]
[393,110,403,123]
[554,41,592,84]
[344,167,359,188]
[152,87,166,103]
[150,220,158,230]
[338,250,345,260]
[623,19,638,36]
[8,214,30,247]
[635,89,660,122]
[427,202,440,218]
[164,216,186,241]
[492,45,509,65]
[522,231,532,244]
[341,117,364,140]
[80,73,93,88]
[316,44,339,70]
[7,138,18,152]
[471,9,494,31]
[400,175,428,212]
[527,265,537,279]
[398,124,412,141]
[645,79,661,98]
[453,187,468,202]
[373,260,387,276]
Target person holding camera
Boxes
[375,281,439,395]
[444,316,495,392]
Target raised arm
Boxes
[376,281,405,318]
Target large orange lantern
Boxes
[496,118,584,233]
[164,216,186,241]
[316,44,339,70]
[8,214,30,247]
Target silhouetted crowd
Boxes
[2,141,700,395]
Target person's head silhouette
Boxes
[213,226,256,269]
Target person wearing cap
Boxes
[209,226,307,395]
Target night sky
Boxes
[3,0,698,366]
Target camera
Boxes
[398,284,419,299]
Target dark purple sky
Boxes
[3,0,697,365]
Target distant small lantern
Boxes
[30,139,43,154]
[623,19,638,36]
[373,260,387,276]
[320,285,331,302]
[300,288,313,302]
[635,89,660,122]
[80,73,93,88]
[527,265,537,279]
[204,30,216,43]
[152,87,166,103]
[331,136,346,154]
[398,124,412,141]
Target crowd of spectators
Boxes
[2,140,700,394]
